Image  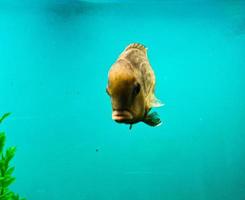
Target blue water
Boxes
[1,0,245,199]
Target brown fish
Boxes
[106,43,163,129]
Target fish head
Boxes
[107,65,145,124]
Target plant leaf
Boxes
[5,147,16,165]
[0,190,13,200]
[3,176,16,187]
[0,113,11,124]
[0,113,25,200]
[0,133,5,154]
[5,166,15,176]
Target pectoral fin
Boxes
[143,112,162,127]
[151,95,164,108]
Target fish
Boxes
[106,43,163,129]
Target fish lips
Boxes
[112,110,133,123]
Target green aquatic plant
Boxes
[0,113,25,200]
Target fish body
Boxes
[107,43,163,128]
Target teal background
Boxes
[0,0,245,199]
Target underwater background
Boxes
[0,0,245,199]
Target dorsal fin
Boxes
[125,43,147,53]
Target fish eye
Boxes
[133,83,141,96]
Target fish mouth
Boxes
[112,110,133,123]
